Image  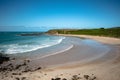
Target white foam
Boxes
[1,36,66,54]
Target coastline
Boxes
[55,34,120,45]
[37,34,120,80]
[0,34,120,80]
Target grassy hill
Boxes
[47,27,120,38]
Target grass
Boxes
[47,27,120,38]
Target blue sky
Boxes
[0,0,120,31]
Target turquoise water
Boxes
[0,32,65,54]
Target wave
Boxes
[32,44,74,60]
[0,36,65,54]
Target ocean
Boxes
[0,32,65,54]
[0,32,110,65]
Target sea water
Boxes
[0,32,65,54]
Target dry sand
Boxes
[24,34,120,80]
[0,34,120,80]
[32,34,120,80]
[57,34,120,45]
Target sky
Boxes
[0,0,120,31]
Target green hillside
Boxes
[47,27,120,38]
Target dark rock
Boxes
[72,75,80,80]
[7,63,12,66]
[19,73,22,75]
[11,76,13,78]
[84,75,89,80]
[21,77,26,80]
[78,73,80,75]
[12,73,18,75]
[37,67,41,70]
[51,78,55,80]
[91,76,96,80]
[0,53,10,64]
[22,68,31,73]
[15,77,20,80]
[93,76,96,79]
[51,78,61,80]
[44,73,47,75]
[18,33,43,36]
[55,78,61,80]
[0,67,7,72]
[34,67,42,71]
[25,59,30,63]
[15,61,27,70]
[15,64,22,69]
[62,78,67,80]
[0,63,14,72]
[12,73,21,75]
[23,62,27,66]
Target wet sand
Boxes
[0,34,120,80]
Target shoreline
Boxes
[29,36,110,67]
[0,34,120,80]
[56,34,120,45]
[33,44,74,60]
[38,34,120,80]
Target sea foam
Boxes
[0,33,65,54]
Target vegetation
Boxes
[47,27,120,38]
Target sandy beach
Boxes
[56,34,120,45]
[0,34,120,80]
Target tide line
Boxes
[32,44,74,60]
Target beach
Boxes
[0,34,120,80]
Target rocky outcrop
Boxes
[18,32,44,36]
[0,53,10,64]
